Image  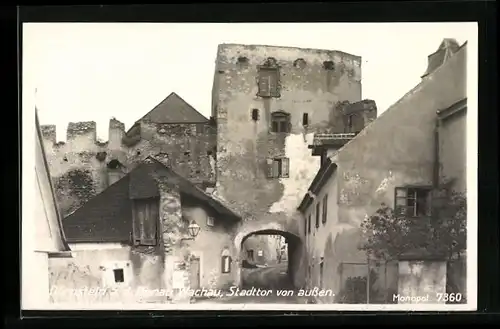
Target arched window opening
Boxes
[221,248,232,274]
[107,159,123,170]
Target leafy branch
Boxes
[360,190,467,261]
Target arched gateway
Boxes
[232,213,305,289]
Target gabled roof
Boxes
[138,92,208,124]
[63,157,241,243]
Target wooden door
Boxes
[189,257,201,290]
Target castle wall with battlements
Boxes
[41,118,217,216]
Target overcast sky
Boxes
[23,23,476,142]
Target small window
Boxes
[113,269,124,283]
[267,157,290,178]
[247,249,254,260]
[319,260,324,287]
[395,187,432,217]
[323,61,335,70]
[293,58,307,69]
[302,113,309,126]
[308,215,311,234]
[322,194,328,224]
[346,115,354,133]
[257,250,263,257]
[270,111,291,133]
[206,216,214,227]
[221,255,231,274]
[315,202,321,228]
[237,56,249,64]
[251,109,259,121]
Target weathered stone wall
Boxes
[212,43,362,225]
[242,235,281,265]
[40,119,217,216]
[397,260,447,304]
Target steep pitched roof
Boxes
[421,38,462,78]
[63,157,241,243]
[138,92,208,124]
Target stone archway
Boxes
[233,221,304,289]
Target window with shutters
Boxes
[394,186,432,218]
[322,194,328,224]
[132,197,159,246]
[315,202,320,228]
[257,58,280,98]
[267,157,290,178]
[270,111,291,133]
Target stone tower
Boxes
[210,43,373,221]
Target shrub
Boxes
[360,190,466,261]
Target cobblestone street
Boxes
[197,263,307,304]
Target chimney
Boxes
[421,38,461,79]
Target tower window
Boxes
[323,61,335,71]
[267,157,290,178]
[270,111,291,133]
[257,58,280,98]
[251,109,259,121]
[237,56,249,64]
[302,113,309,126]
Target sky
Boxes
[23,23,477,142]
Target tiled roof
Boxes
[139,92,208,124]
[63,157,241,243]
[63,176,134,243]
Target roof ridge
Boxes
[136,92,208,124]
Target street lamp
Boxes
[182,221,201,241]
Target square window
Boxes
[207,216,214,227]
[113,269,124,283]
[395,186,432,217]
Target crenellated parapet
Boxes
[40,116,218,217]
[41,118,128,152]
